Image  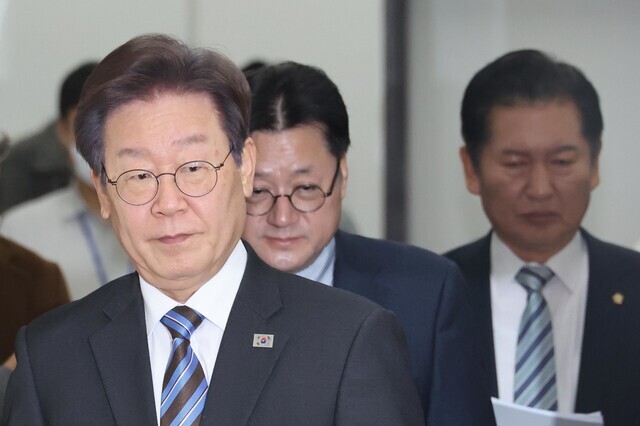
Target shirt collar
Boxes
[295,237,336,286]
[545,232,587,295]
[141,239,247,336]
[491,231,587,294]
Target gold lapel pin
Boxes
[612,292,624,305]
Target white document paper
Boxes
[492,398,603,426]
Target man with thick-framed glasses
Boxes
[246,157,340,216]
[3,35,423,425]
[243,62,496,425]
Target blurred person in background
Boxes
[445,50,640,425]
[1,63,131,300]
[0,62,97,213]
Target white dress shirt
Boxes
[490,232,588,413]
[295,237,336,286]
[141,240,246,424]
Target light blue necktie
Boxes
[514,264,558,411]
[160,306,208,426]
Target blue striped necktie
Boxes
[514,264,558,411]
[160,306,208,426]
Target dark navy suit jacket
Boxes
[445,230,640,426]
[3,246,423,425]
[334,230,496,425]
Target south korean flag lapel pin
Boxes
[253,334,274,348]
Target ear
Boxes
[338,154,348,200]
[240,137,256,198]
[55,114,75,149]
[590,148,601,191]
[460,146,481,195]
[91,169,112,219]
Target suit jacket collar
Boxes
[455,232,498,396]
[200,245,289,425]
[333,230,381,296]
[574,229,627,413]
[85,246,314,424]
[88,273,157,425]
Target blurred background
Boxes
[1,0,639,253]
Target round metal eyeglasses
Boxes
[246,160,341,216]
[102,150,232,206]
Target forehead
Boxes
[103,92,227,160]
[484,100,588,154]
[251,125,334,174]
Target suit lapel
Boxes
[89,274,157,425]
[575,231,613,413]
[201,248,289,425]
[455,234,498,396]
[333,231,378,297]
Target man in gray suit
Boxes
[3,34,422,425]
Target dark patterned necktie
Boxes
[513,264,558,410]
[160,306,208,426]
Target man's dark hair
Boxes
[461,49,603,168]
[241,60,268,79]
[75,34,250,180]
[247,61,350,159]
[59,62,98,119]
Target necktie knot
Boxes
[161,305,204,341]
[515,264,554,293]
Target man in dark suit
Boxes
[3,35,423,425]
[242,62,495,425]
[445,50,640,425]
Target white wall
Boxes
[0,0,189,137]
[408,0,640,253]
[0,0,385,238]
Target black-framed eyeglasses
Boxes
[102,150,232,206]
[246,159,341,216]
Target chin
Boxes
[267,256,305,274]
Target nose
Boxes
[151,174,188,216]
[267,195,299,227]
[526,163,554,199]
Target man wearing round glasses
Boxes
[243,62,495,425]
[4,35,423,425]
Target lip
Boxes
[265,236,301,247]
[520,211,559,223]
[157,233,192,244]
